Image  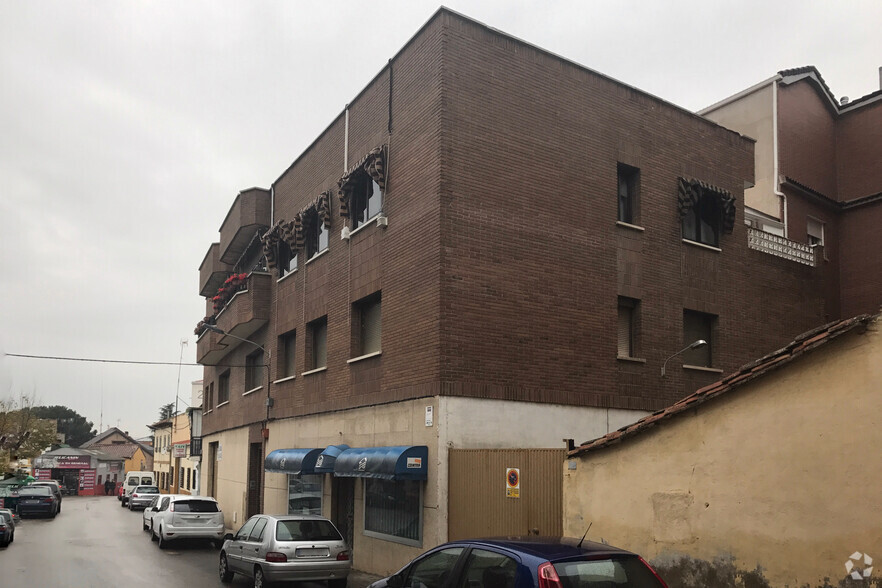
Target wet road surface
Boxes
[1,495,380,588]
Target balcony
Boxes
[214,271,271,349]
[747,228,816,266]
[219,188,271,265]
[199,243,233,297]
[190,437,202,457]
[196,325,227,366]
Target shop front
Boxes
[33,449,123,496]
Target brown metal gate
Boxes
[448,449,565,541]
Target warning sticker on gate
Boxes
[506,468,520,498]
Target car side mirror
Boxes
[224,533,234,541]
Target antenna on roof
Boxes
[577,522,592,548]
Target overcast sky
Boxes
[1,1,880,441]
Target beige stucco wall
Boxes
[563,321,881,587]
[201,427,250,531]
[703,83,780,219]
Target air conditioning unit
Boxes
[376,215,388,228]
[340,227,351,240]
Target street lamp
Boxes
[204,325,273,419]
[661,339,707,377]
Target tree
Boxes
[30,405,97,448]
[158,403,174,421]
[0,397,60,473]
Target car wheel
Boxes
[150,523,158,542]
[157,526,167,549]
[143,518,149,531]
[128,502,133,511]
[120,500,126,508]
[328,578,348,588]
[254,566,272,588]
[51,507,57,519]
[57,503,61,513]
[219,553,234,583]
[0,540,7,548]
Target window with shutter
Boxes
[683,310,714,367]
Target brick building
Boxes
[701,66,882,319]
[194,9,849,576]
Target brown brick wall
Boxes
[840,200,882,317]
[836,100,882,200]
[200,10,835,436]
[778,82,838,197]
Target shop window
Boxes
[617,163,639,225]
[278,330,296,378]
[245,349,265,391]
[307,316,327,371]
[352,292,381,358]
[364,478,422,544]
[288,474,323,515]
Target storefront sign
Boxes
[34,455,92,469]
[506,467,520,498]
[173,443,189,458]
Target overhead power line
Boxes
[3,352,246,368]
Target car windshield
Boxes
[140,477,153,484]
[135,486,159,493]
[553,556,666,587]
[173,500,218,513]
[275,519,342,541]
[19,487,52,496]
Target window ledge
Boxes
[301,366,327,376]
[242,386,263,397]
[616,221,645,232]
[616,356,646,364]
[347,350,382,364]
[273,375,296,384]
[276,269,298,284]
[306,248,329,265]
[683,364,724,374]
[202,409,213,415]
[349,217,378,238]
[216,401,230,409]
[682,239,722,253]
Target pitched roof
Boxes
[569,313,876,458]
[82,427,154,456]
[779,65,882,112]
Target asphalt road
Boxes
[0,495,380,588]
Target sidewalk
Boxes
[348,569,384,588]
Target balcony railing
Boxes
[190,437,202,457]
[747,228,815,266]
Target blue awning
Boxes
[333,446,428,480]
[313,444,350,473]
[264,448,322,474]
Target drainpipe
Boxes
[772,77,788,237]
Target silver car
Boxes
[150,495,225,549]
[142,496,160,530]
[219,515,351,588]
[128,485,160,511]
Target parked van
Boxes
[120,472,157,506]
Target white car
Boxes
[150,495,225,549]
[142,496,160,531]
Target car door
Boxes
[153,497,171,531]
[240,517,268,570]
[228,517,258,573]
[452,548,520,588]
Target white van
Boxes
[120,472,157,506]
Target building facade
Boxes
[194,9,854,575]
[148,420,172,493]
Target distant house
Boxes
[81,427,153,475]
[563,312,881,587]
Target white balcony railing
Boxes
[747,228,815,266]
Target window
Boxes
[277,241,298,278]
[179,467,184,487]
[617,163,639,224]
[205,383,214,410]
[458,549,518,588]
[351,173,383,229]
[288,473,322,515]
[235,517,258,541]
[249,517,268,542]
[352,292,381,357]
[364,478,422,543]
[682,193,721,247]
[617,297,639,358]
[218,371,230,404]
[278,331,296,378]
[807,217,824,247]
[305,209,328,259]
[307,316,327,370]
[186,469,191,490]
[683,310,714,367]
[245,350,265,391]
[403,548,464,588]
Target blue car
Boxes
[368,537,667,588]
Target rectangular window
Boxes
[218,371,230,404]
[807,217,824,247]
[307,316,328,370]
[277,241,299,278]
[683,310,714,367]
[287,474,323,515]
[278,331,296,378]
[179,467,184,488]
[353,292,382,357]
[306,209,329,260]
[245,350,265,391]
[351,174,383,229]
[617,163,639,224]
[617,297,639,358]
[364,478,422,544]
[207,383,214,410]
[186,469,191,490]
[682,195,721,247]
